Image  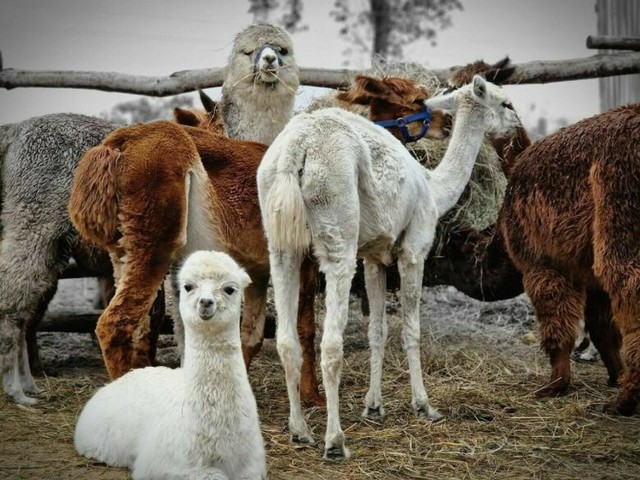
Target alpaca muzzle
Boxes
[198,297,216,320]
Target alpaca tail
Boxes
[183,163,218,254]
[261,138,311,255]
[68,144,121,249]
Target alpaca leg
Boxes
[241,274,269,369]
[523,267,584,397]
[26,283,57,376]
[147,285,166,365]
[584,290,622,386]
[0,230,67,403]
[18,324,42,395]
[398,251,441,420]
[319,254,355,460]
[298,255,324,407]
[166,268,185,363]
[363,260,388,419]
[604,292,640,415]
[97,249,174,379]
[271,251,313,444]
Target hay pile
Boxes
[2,289,639,480]
[304,62,507,255]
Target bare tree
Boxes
[332,0,463,63]
[248,0,462,63]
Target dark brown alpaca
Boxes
[500,105,639,414]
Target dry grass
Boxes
[2,289,639,480]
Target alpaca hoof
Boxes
[25,383,44,395]
[415,405,443,422]
[291,433,315,446]
[11,392,39,406]
[601,399,638,416]
[534,381,569,398]
[324,445,350,461]
[362,405,384,420]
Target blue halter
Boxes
[374,106,432,143]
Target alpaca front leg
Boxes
[271,252,313,444]
[320,262,354,460]
[398,253,441,421]
[363,260,388,419]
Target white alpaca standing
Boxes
[257,75,519,460]
[221,23,299,145]
[75,251,265,480]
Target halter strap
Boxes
[374,106,432,143]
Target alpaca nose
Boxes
[198,297,216,319]
[263,53,277,65]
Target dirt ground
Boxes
[1,279,639,480]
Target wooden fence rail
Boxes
[2,52,640,96]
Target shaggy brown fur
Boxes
[448,57,515,90]
[70,122,202,376]
[500,105,640,414]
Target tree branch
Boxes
[1,52,639,96]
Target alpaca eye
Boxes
[183,284,193,293]
[243,49,254,56]
[223,286,237,295]
[502,102,514,111]
[279,47,288,55]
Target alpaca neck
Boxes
[423,223,523,301]
[182,328,248,419]
[221,87,295,145]
[428,101,488,218]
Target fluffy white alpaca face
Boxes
[178,251,251,328]
[470,75,520,135]
[424,75,520,136]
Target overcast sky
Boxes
[0,0,600,131]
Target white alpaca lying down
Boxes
[74,251,266,480]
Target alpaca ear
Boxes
[198,90,217,114]
[237,269,252,291]
[472,75,487,99]
[173,107,200,127]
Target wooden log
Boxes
[40,310,175,334]
[587,35,640,51]
[2,52,640,95]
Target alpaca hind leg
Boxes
[584,290,622,386]
[271,251,313,444]
[147,285,166,365]
[318,252,355,460]
[0,232,67,403]
[298,255,324,407]
[523,267,583,396]
[398,250,441,420]
[166,268,185,363]
[26,283,57,376]
[363,260,388,419]
[241,274,269,369]
[604,290,640,415]
[97,249,174,379]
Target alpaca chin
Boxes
[256,70,279,85]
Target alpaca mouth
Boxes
[257,69,279,84]
[198,307,216,320]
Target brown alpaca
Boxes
[499,105,640,414]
